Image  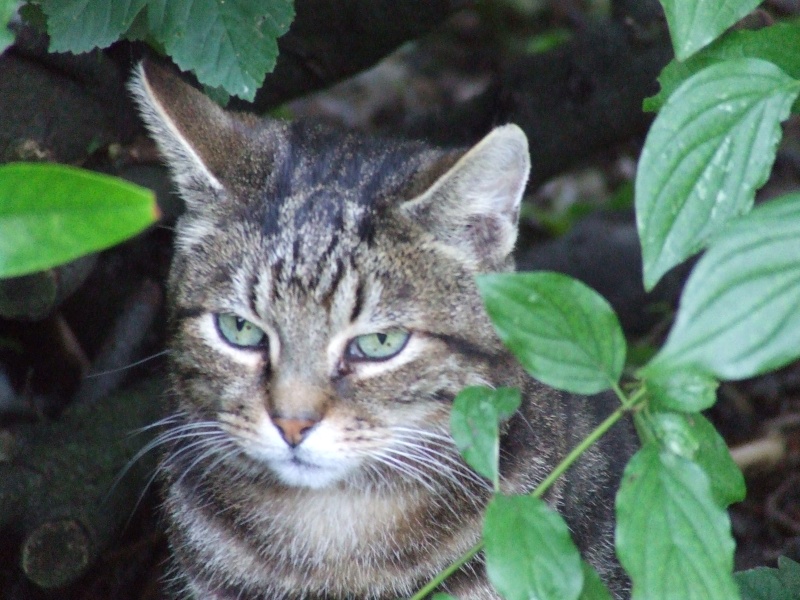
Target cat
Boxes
[130,60,634,599]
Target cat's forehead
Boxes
[234,123,444,259]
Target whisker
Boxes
[83,350,172,379]
[388,435,491,490]
[370,451,440,495]
[172,437,237,488]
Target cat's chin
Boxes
[270,457,350,489]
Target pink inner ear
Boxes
[399,124,529,269]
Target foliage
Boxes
[0,163,157,279]
[4,0,295,101]
[0,0,15,53]
[412,1,800,599]
[635,58,799,289]
[477,272,626,395]
[0,0,290,279]
[660,0,763,60]
[736,557,800,600]
[451,387,520,489]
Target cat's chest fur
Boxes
[131,60,632,600]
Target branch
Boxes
[230,0,473,112]
[0,378,164,588]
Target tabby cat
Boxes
[130,60,633,599]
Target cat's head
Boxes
[131,61,530,491]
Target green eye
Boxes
[348,330,410,361]
[216,313,268,348]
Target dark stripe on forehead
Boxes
[350,279,365,322]
[317,257,346,310]
[172,306,205,321]
[429,332,498,363]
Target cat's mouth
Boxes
[288,454,319,469]
[269,451,350,489]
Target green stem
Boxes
[531,391,641,499]
[407,385,647,599]
[408,542,483,600]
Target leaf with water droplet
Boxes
[636,58,800,290]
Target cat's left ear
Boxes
[401,124,530,270]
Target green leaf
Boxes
[146,0,294,100]
[0,163,158,278]
[1,0,16,53]
[578,561,613,600]
[636,58,800,290]
[736,557,800,600]
[431,595,458,600]
[645,367,719,412]
[40,0,148,53]
[638,411,745,508]
[477,272,626,395]
[645,193,800,380]
[484,494,583,600]
[645,22,800,112]
[638,411,700,460]
[691,414,746,507]
[660,0,762,60]
[451,386,521,488]
[616,445,739,600]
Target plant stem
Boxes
[531,392,641,499]
[407,386,646,599]
[407,542,483,600]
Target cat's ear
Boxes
[128,60,259,208]
[401,124,530,270]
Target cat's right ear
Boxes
[128,61,254,209]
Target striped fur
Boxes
[131,61,633,599]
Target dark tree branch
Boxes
[0,378,163,589]
[230,0,473,112]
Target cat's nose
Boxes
[272,417,318,447]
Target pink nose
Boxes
[272,417,318,447]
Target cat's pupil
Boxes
[235,317,246,332]
[376,333,387,345]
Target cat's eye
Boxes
[216,313,268,349]
[347,330,410,361]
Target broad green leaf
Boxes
[646,193,800,380]
[578,561,613,600]
[477,272,625,394]
[616,445,739,600]
[1,0,16,53]
[431,595,457,600]
[0,163,158,278]
[691,414,746,507]
[147,0,294,100]
[451,387,520,488]
[646,23,800,112]
[484,494,583,600]
[638,411,700,460]
[645,367,718,412]
[41,0,147,53]
[637,411,745,508]
[736,557,800,600]
[636,58,800,290]
[660,0,762,60]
